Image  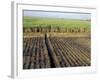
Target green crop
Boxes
[23,16,91,29]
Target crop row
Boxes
[49,37,90,67]
[23,27,89,33]
[23,36,90,69]
[23,37,51,69]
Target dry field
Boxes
[23,32,90,69]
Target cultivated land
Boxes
[23,16,90,28]
[23,16,91,69]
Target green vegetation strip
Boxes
[23,16,91,29]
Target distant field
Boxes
[23,16,91,29]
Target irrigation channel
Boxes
[23,33,91,69]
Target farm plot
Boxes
[23,35,91,69]
[23,11,91,69]
[49,37,91,67]
[23,37,51,69]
